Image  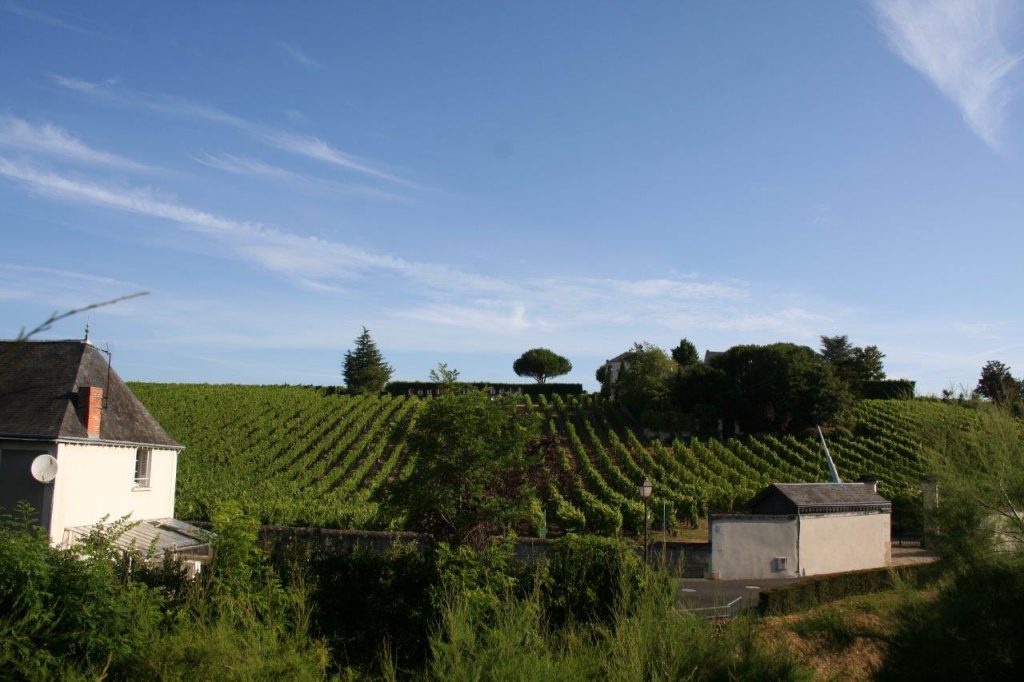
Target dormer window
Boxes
[133,447,152,489]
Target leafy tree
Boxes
[342,327,393,393]
[820,335,855,366]
[672,363,729,408]
[384,389,541,547]
[711,343,850,433]
[512,348,573,383]
[820,335,886,387]
[975,360,1021,406]
[429,362,461,385]
[614,343,676,417]
[670,338,700,367]
[851,345,886,381]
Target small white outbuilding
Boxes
[0,339,209,556]
[710,482,892,580]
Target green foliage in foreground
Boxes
[429,576,810,682]
[0,506,329,681]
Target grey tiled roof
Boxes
[0,340,180,448]
[770,483,890,508]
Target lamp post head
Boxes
[639,476,653,500]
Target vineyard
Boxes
[131,384,979,534]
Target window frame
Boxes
[133,447,152,490]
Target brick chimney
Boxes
[78,386,103,438]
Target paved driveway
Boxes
[675,577,804,611]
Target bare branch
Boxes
[15,292,150,341]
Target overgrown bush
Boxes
[0,505,330,681]
[881,560,1024,680]
[758,563,943,616]
[275,540,439,672]
[0,508,167,679]
[428,567,810,681]
[544,534,645,626]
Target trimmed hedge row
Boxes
[856,380,916,400]
[758,561,943,615]
[385,381,583,397]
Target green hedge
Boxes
[856,380,916,400]
[385,381,583,397]
[758,561,942,616]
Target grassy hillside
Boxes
[131,383,999,533]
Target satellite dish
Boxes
[30,455,58,483]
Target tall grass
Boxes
[427,572,810,681]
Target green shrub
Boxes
[277,540,438,672]
[428,567,810,681]
[758,562,943,616]
[857,379,916,399]
[0,509,168,679]
[881,560,1024,680]
[0,506,331,681]
[544,535,645,625]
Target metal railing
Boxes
[683,596,749,619]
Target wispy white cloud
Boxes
[1,263,139,289]
[3,1,111,39]
[0,158,822,345]
[260,132,417,186]
[0,117,156,171]
[0,156,495,292]
[871,0,1023,151]
[279,42,322,69]
[49,74,414,186]
[0,262,143,320]
[194,151,406,202]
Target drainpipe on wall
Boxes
[795,513,801,577]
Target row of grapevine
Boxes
[134,385,965,536]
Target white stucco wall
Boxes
[798,512,891,576]
[49,441,178,546]
[710,515,799,580]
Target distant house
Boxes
[709,481,892,580]
[601,350,635,387]
[600,347,724,389]
[702,350,723,364]
[0,339,209,556]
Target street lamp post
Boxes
[639,476,653,564]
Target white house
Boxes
[709,482,892,580]
[0,339,209,556]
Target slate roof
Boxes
[0,340,181,448]
[749,482,891,514]
[703,350,724,363]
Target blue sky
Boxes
[2,0,1022,393]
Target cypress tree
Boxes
[342,327,393,393]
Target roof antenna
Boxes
[817,425,843,483]
[99,343,113,409]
